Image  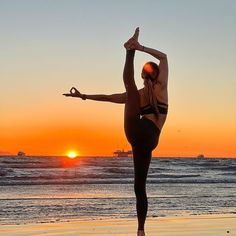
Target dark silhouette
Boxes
[63,27,168,236]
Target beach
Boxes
[1,214,235,236]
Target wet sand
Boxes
[0,214,235,236]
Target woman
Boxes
[63,27,168,236]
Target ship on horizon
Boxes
[17,151,26,157]
[113,149,132,157]
[197,154,205,159]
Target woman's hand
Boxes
[63,87,83,98]
[124,27,142,50]
[124,38,141,50]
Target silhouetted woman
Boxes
[63,27,168,236]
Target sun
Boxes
[67,151,78,159]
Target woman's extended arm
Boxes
[63,87,126,104]
[84,93,126,103]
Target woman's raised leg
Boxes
[123,49,140,131]
[123,28,141,141]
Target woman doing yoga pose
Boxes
[63,28,168,236]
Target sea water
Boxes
[0,156,235,225]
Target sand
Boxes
[0,214,235,236]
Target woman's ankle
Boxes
[137,229,145,235]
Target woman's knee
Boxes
[134,182,146,198]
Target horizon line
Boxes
[0,155,235,159]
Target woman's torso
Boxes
[139,84,168,130]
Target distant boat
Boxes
[197,154,205,159]
[113,149,132,157]
[17,151,26,157]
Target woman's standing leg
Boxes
[133,147,152,231]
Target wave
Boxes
[104,167,133,174]
[149,174,201,178]
[0,169,7,176]
[1,157,236,186]
[1,178,236,186]
[2,194,235,201]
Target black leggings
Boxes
[123,50,160,230]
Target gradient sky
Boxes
[1,0,236,157]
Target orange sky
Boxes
[1,98,236,157]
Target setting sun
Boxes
[67,151,78,158]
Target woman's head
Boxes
[141,61,159,83]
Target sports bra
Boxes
[140,100,168,115]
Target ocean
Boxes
[0,156,235,225]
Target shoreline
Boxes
[1,214,235,236]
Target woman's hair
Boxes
[142,61,160,115]
[142,61,159,82]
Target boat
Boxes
[17,151,26,157]
[197,154,205,159]
[113,149,132,157]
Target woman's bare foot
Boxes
[132,27,139,41]
[124,27,140,50]
[137,229,145,236]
